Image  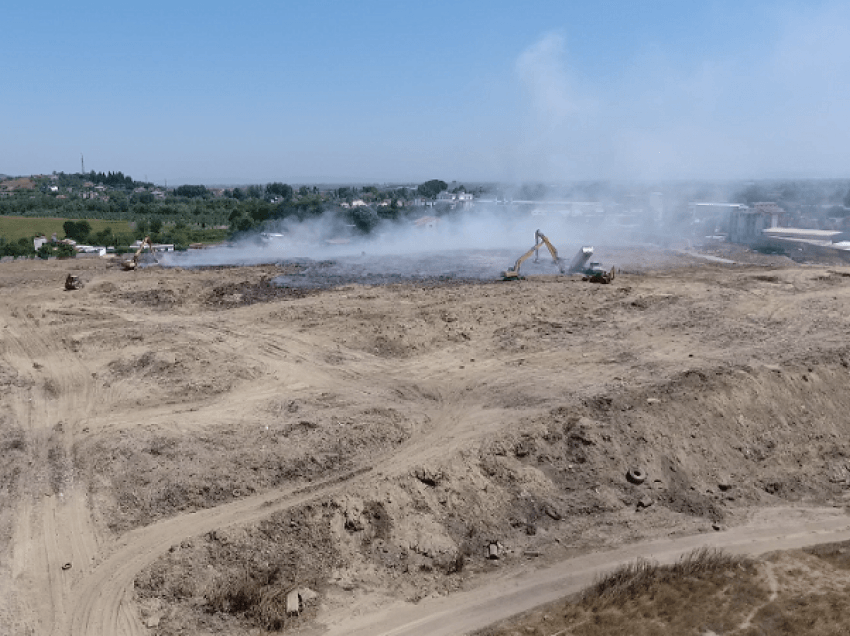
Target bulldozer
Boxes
[64,274,83,291]
[120,236,156,271]
[581,262,616,284]
[501,230,565,280]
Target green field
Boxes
[0,216,134,242]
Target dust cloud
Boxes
[158,204,630,281]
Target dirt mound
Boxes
[134,505,338,633]
[8,251,850,636]
[79,402,412,532]
[135,357,850,634]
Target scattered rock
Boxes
[412,466,443,487]
[717,478,734,492]
[637,495,654,510]
[543,504,562,520]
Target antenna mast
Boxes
[81,154,85,174]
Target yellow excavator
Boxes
[501,232,616,283]
[501,230,565,280]
[120,236,156,270]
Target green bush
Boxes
[56,243,77,258]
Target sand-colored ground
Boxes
[3,246,850,635]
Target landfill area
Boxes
[4,242,850,635]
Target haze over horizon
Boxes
[4,1,849,185]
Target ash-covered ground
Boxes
[270,250,523,288]
[161,243,755,290]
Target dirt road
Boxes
[327,507,850,636]
[5,250,850,636]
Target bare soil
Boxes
[3,246,850,636]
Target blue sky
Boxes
[3,1,849,184]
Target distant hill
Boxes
[0,177,36,192]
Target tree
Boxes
[0,237,35,258]
[95,228,115,245]
[55,243,77,258]
[175,185,208,198]
[248,201,272,223]
[266,182,292,199]
[149,218,163,234]
[37,243,53,259]
[417,179,448,199]
[63,220,91,242]
[350,206,380,233]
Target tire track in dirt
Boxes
[66,366,507,636]
[2,317,102,636]
[69,470,369,636]
[49,268,850,636]
[327,508,850,636]
[738,561,778,631]
[64,341,657,636]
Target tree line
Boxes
[0,175,474,258]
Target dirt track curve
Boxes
[6,253,850,636]
[326,507,850,636]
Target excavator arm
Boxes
[133,236,155,265]
[121,236,156,270]
[502,245,540,280]
[534,232,565,273]
[501,230,564,280]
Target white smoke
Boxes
[510,4,850,182]
[156,198,644,276]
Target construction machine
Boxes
[566,245,616,283]
[120,236,156,270]
[64,274,82,291]
[502,237,616,283]
[501,230,565,280]
[582,262,616,284]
